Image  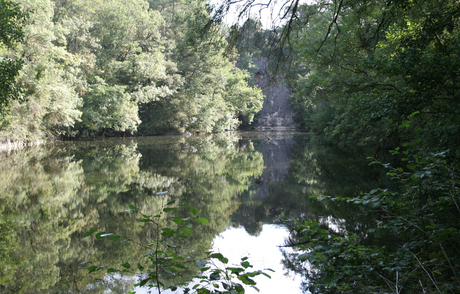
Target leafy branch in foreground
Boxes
[80,192,272,293]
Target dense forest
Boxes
[2,0,459,148]
[0,0,264,143]
[256,0,459,293]
[2,0,460,293]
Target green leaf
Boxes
[259,271,272,279]
[211,253,228,264]
[171,217,183,225]
[174,263,188,269]
[407,163,417,170]
[189,208,198,215]
[87,266,97,273]
[227,267,244,274]
[195,218,209,223]
[409,111,420,117]
[181,227,192,234]
[88,265,104,273]
[121,262,131,269]
[163,207,177,213]
[109,235,120,241]
[210,271,221,280]
[166,200,176,205]
[83,229,97,237]
[107,268,119,273]
[238,275,256,285]
[161,228,175,236]
[235,283,244,293]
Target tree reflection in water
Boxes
[0,132,382,293]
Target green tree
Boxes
[0,0,28,113]
[56,0,173,136]
[80,78,140,136]
[140,1,263,134]
[1,0,83,143]
[287,0,460,149]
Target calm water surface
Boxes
[0,132,383,293]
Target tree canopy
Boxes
[0,0,28,113]
[230,0,460,292]
[0,0,264,143]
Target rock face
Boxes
[254,132,295,200]
[253,57,296,130]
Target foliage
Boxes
[80,79,139,136]
[289,0,460,148]
[138,1,263,135]
[0,0,83,142]
[282,141,460,293]
[82,198,272,293]
[0,0,28,113]
[0,0,265,143]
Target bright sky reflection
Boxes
[211,224,304,294]
[133,224,304,294]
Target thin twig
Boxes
[439,242,460,286]
[378,273,394,289]
[317,0,344,53]
[408,250,442,294]
[419,279,426,294]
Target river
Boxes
[0,132,384,293]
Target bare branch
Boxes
[317,0,344,53]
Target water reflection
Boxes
[0,132,381,293]
[211,225,303,294]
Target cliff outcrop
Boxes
[253,57,296,130]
